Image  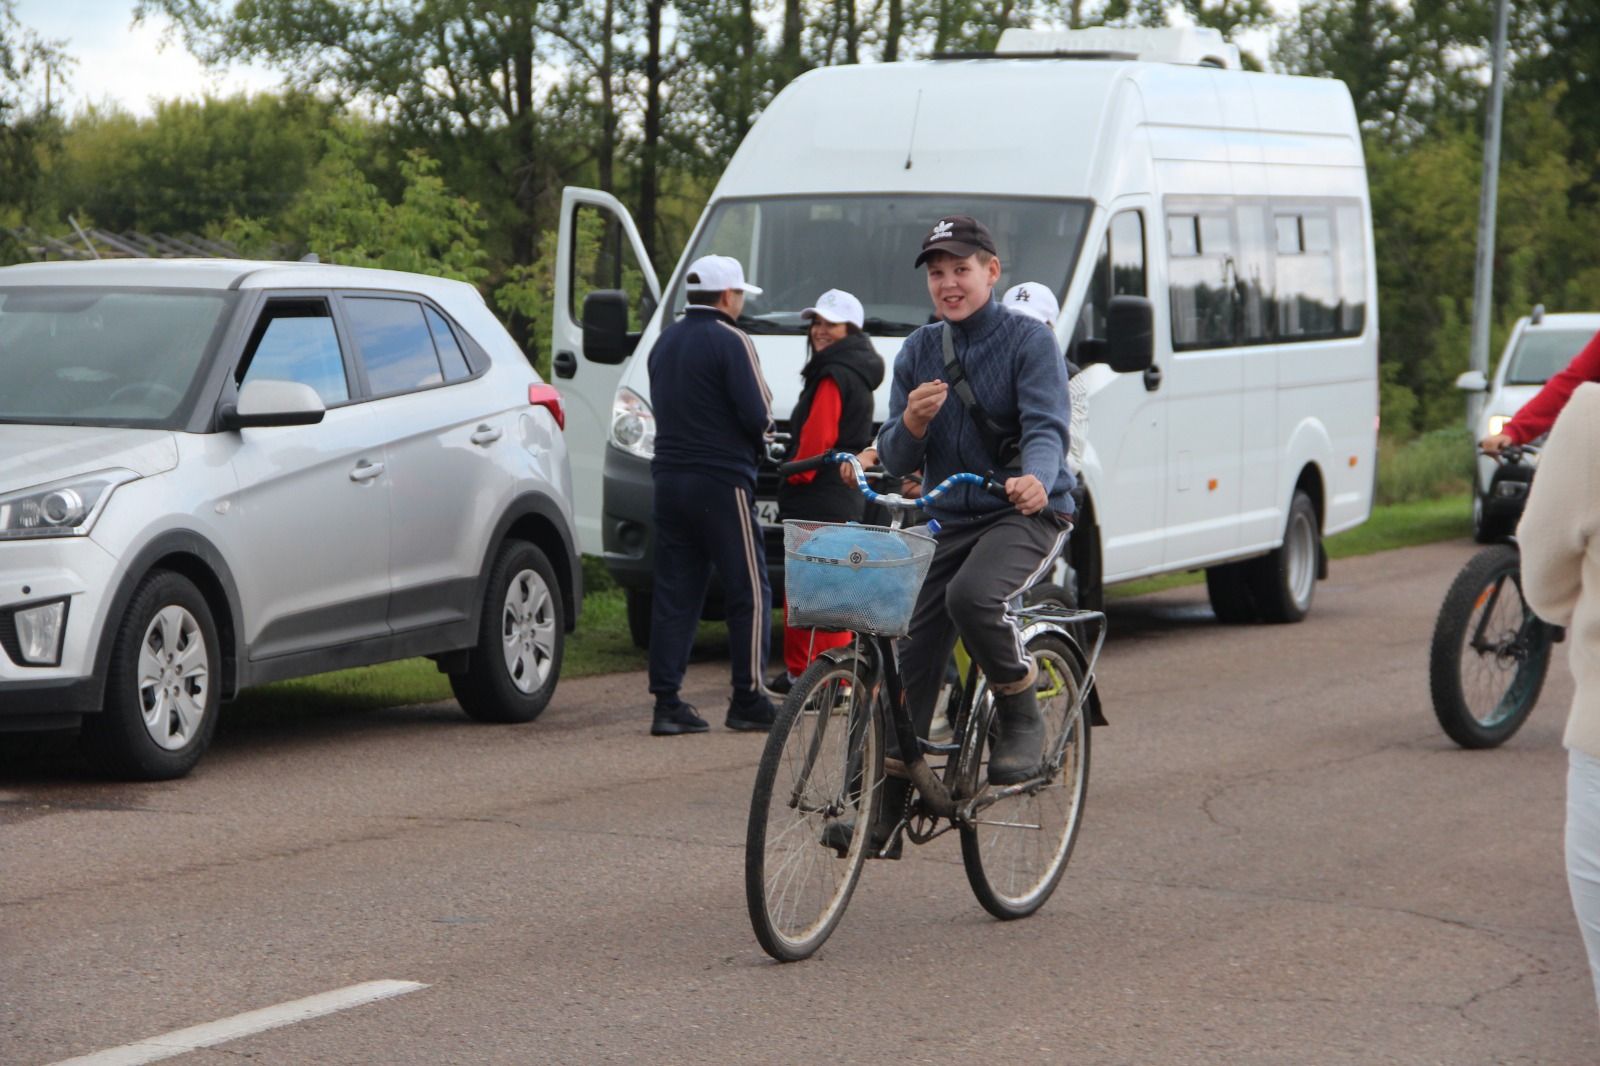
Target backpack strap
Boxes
[941,323,1021,468]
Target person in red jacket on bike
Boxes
[1482,329,1600,455]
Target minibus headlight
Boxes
[611,387,656,460]
[0,470,139,540]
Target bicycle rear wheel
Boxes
[745,652,881,961]
[1428,544,1553,749]
[960,631,1090,920]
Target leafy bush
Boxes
[1376,427,1475,505]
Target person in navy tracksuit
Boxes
[646,254,779,736]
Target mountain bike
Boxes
[744,452,1105,961]
[1429,442,1559,749]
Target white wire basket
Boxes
[783,520,936,636]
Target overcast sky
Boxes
[14,1,1287,119]
[14,0,279,118]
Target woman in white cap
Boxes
[771,289,886,694]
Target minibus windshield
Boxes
[671,195,1091,336]
[1505,326,1597,386]
[0,288,233,427]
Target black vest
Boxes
[778,331,885,523]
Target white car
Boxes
[1456,308,1600,541]
[0,259,580,779]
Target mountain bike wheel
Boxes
[745,652,881,961]
[1428,544,1553,749]
[960,631,1090,920]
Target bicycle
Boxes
[744,451,1105,961]
[1428,442,1559,749]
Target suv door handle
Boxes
[350,459,385,482]
[471,424,503,446]
[1143,364,1163,392]
[553,350,578,379]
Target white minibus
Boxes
[553,27,1378,642]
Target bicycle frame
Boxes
[777,449,1104,845]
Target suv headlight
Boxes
[0,469,139,540]
[611,386,656,460]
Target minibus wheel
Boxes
[1248,491,1319,624]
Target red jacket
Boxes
[1506,329,1600,444]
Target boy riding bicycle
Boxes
[861,215,1074,845]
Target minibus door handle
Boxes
[553,350,578,379]
[1143,364,1163,392]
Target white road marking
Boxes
[46,980,428,1066]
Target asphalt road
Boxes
[3,539,1595,1065]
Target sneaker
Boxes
[767,672,794,696]
[725,694,778,732]
[651,702,709,736]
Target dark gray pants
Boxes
[898,510,1071,738]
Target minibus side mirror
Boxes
[582,289,637,365]
[1105,295,1154,374]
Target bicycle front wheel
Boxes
[960,631,1090,920]
[745,653,881,961]
[1428,544,1553,749]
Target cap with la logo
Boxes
[914,214,998,267]
[1002,281,1060,326]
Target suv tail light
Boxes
[529,383,565,430]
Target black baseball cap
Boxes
[914,215,999,267]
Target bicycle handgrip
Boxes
[776,452,839,477]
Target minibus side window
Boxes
[1084,210,1147,349]
[1168,209,1235,349]
[1274,206,1341,339]
[1234,203,1273,343]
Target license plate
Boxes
[755,499,781,526]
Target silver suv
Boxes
[0,259,580,779]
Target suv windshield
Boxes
[670,195,1092,336]
[0,287,233,427]
[1506,326,1596,386]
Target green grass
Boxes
[1108,492,1471,600]
[233,492,1475,713]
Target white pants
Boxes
[1567,748,1600,1016]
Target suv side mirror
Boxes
[1105,295,1154,374]
[582,289,638,365]
[1455,369,1489,393]
[219,379,326,430]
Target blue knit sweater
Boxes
[878,298,1075,523]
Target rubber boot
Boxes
[988,686,1045,785]
[820,778,908,860]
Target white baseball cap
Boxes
[800,289,865,329]
[684,254,763,295]
[1003,282,1060,326]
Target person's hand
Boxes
[1481,432,1513,457]
[1005,474,1048,515]
[902,380,949,438]
[842,448,877,485]
[900,476,924,499]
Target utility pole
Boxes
[1467,0,1511,425]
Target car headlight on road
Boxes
[0,469,139,540]
[1487,414,1511,437]
[610,387,656,460]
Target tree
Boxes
[0,0,71,218]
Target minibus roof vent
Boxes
[986,27,1241,70]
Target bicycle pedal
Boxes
[918,737,960,755]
